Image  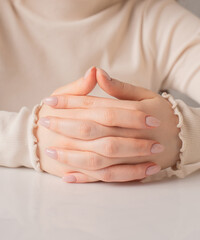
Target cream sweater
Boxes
[1,0,200,183]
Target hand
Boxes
[36,67,101,181]
[39,67,182,183]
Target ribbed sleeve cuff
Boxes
[140,92,200,183]
[28,100,44,172]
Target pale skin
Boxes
[36,67,182,183]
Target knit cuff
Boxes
[141,92,200,183]
[28,100,44,172]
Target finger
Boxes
[50,66,97,96]
[43,94,140,110]
[38,114,160,141]
[62,172,99,183]
[40,118,112,140]
[39,107,161,130]
[92,163,161,182]
[39,116,158,140]
[39,115,160,141]
[88,137,164,158]
[96,67,158,101]
[45,136,164,158]
[63,163,161,183]
[45,148,150,171]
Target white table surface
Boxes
[0,166,200,240]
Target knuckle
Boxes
[130,101,141,111]
[59,95,68,108]
[79,121,92,139]
[103,109,115,125]
[51,118,59,131]
[83,96,95,107]
[101,168,112,182]
[57,150,66,163]
[104,138,117,156]
[87,152,100,170]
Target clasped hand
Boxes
[36,67,182,183]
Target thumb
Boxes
[51,66,97,96]
[96,67,157,101]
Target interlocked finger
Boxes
[43,94,140,110]
[43,117,153,140]
[47,118,114,140]
[45,148,150,170]
[46,136,164,159]
[40,107,160,130]
[62,162,161,183]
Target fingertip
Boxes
[81,66,97,94]
[84,66,96,80]
[145,164,161,176]
[38,117,50,128]
[42,96,58,107]
[96,67,114,94]
[62,172,99,183]
[96,67,112,81]
[62,175,77,183]
[145,115,161,128]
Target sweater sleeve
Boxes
[0,102,43,172]
[140,0,200,183]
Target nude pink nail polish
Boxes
[62,175,77,183]
[146,165,161,176]
[97,68,112,81]
[45,148,58,160]
[84,66,95,79]
[38,118,50,128]
[146,116,161,127]
[43,96,58,106]
[151,143,165,154]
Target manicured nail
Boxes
[43,96,58,106]
[62,175,77,183]
[84,66,95,79]
[45,148,58,160]
[146,116,161,127]
[146,165,161,176]
[38,117,50,128]
[151,143,165,154]
[97,68,112,81]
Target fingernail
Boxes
[43,96,58,106]
[146,165,161,176]
[151,143,165,154]
[38,117,50,128]
[97,68,112,81]
[62,175,77,183]
[146,116,161,127]
[45,148,58,160]
[84,66,95,79]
